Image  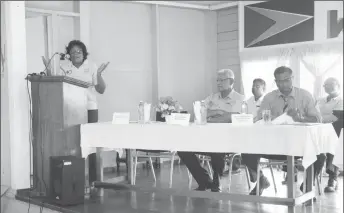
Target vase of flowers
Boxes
[155,96,183,122]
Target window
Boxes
[241,57,290,98]
[299,52,343,98]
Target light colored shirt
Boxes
[60,59,98,110]
[247,95,265,118]
[204,90,245,113]
[256,87,321,122]
[317,95,343,123]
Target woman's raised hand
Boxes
[97,62,110,75]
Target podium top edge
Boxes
[26,75,91,88]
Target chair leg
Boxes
[245,166,251,191]
[320,166,324,184]
[187,169,193,189]
[269,165,278,194]
[303,170,307,194]
[227,155,234,192]
[316,175,322,196]
[206,160,213,179]
[116,152,120,173]
[201,155,205,167]
[133,154,138,185]
[256,164,261,196]
[169,155,175,188]
[149,157,157,183]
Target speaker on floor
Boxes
[49,156,85,206]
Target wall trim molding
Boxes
[25,7,80,17]
[131,1,238,11]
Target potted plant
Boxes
[155,96,183,122]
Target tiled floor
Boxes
[63,162,343,213]
[1,187,59,213]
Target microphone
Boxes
[57,52,70,60]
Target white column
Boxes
[80,1,91,56]
[1,1,11,188]
[238,1,245,52]
[151,5,160,107]
[4,1,30,190]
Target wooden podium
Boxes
[28,75,90,195]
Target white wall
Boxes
[217,7,243,94]
[89,1,153,168]
[159,6,217,113]
[90,1,153,123]
[26,16,46,73]
[87,2,217,167]
[57,16,76,53]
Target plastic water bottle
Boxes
[200,100,207,125]
[138,101,144,124]
[241,101,248,114]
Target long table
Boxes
[80,122,339,209]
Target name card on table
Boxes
[170,113,190,126]
[112,112,130,124]
[231,114,253,125]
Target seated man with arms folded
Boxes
[317,77,343,192]
[178,69,244,192]
[246,78,266,119]
[241,66,324,196]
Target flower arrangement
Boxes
[156,96,183,118]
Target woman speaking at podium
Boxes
[59,40,109,187]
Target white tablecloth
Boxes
[333,129,343,168]
[80,122,339,169]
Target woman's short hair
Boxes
[65,40,89,61]
[274,66,293,78]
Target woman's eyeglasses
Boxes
[70,49,83,55]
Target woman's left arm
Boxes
[95,73,106,94]
[94,62,109,94]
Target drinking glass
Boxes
[262,110,271,124]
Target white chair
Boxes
[132,150,177,188]
[257,159,323,196]
[187,153,252,191]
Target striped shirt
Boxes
[256,87,321,122]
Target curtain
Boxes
[297,43,343,100]
[240,41,343,100]
[240,47,293,98]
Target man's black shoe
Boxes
[249,175,270,196]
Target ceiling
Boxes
[178,1,236,6]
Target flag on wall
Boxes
[244,0,314,48]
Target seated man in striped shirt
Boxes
[241,66,324,196]
[178,69,244,192]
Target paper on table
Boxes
[170,113,190,126]
[271,113,295,125]
[112,112,130,124]
[193,101,201,123]
[144,103,151,122]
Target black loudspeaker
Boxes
[49,156,85,206]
